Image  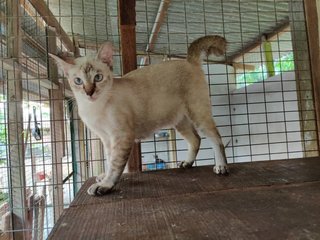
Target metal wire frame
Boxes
[137,0,318,170]
[0,0,318,239]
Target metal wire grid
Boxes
[0,0,318,239]
[0,0,115,238]
[137,0,318,170]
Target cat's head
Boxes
[49,42,114,102]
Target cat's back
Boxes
[123,59,200,83]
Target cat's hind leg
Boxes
[175,117,201,168]
[189,111,228,174]
[87,136,133,196]
[199,119,228,174]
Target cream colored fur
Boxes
[50,35,228,196]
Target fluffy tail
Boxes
[187,35,226,65]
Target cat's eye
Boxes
[74,77,83,85]
[94,74,103,82]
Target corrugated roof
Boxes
[47,0,294,63]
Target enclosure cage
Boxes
[0,0,319,239]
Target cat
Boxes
[50,35,228,196]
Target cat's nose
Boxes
[84,85,95,96]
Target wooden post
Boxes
[290,0,319,156]
[118,0,142,172]
[47,26,65,222]
[168,129,177,168]
[304,0,320,153]
[6,0,27,239]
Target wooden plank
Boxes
[290,1,319,157]
[304,0,320,152]
[49,182,320,240]
[6,1,27,239]
[28,0,74,52]
[49,86,65,223]
[46,26,59,85]
[47,27,65,223]
[118,0,142,172]
[48,157,320,240]
[232,63,255,71]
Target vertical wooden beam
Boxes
[47,26,65,222]
[6,0,27,239]
[290,0,319,156]
[49,88,65,223]
[168,129,177,168]
[118,0,142,172]
[304,0,320,153]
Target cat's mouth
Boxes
[86,90,99,101]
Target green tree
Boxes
[237,53,295,88]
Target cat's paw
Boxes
[95,173,106,183]
[213,165,229,175]
[179,161,193,168]
[87,182,114,196]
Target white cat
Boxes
[50,35,228,196]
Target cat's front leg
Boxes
[95,138,110,183]
[87,137,133,196]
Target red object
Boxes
[36,172,46,181]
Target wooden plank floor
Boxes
[48,157,320,240]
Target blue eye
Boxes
[94,74,103,82]
[74,78,83,85]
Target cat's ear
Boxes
[96,42,113,67]
[49,53,74,76]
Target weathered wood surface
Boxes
[49,157,320,240]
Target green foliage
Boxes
[0,115,7,145]
[0,191,8,205]
[237,53,295,88]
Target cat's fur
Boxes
[50,35,228,196]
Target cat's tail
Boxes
[187,35,226,65]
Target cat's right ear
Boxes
[49,53,74,76]
[96,42,113,67]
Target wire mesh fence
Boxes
[0,0,319,239]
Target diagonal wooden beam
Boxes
[27,0,74,52]
[146,0,171,52]
[140,0,171,66]
[228,19,290,62]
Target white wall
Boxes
[229,72,303,162]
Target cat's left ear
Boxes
[96,42,113,67]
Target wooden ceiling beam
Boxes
[228,19,290,62]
